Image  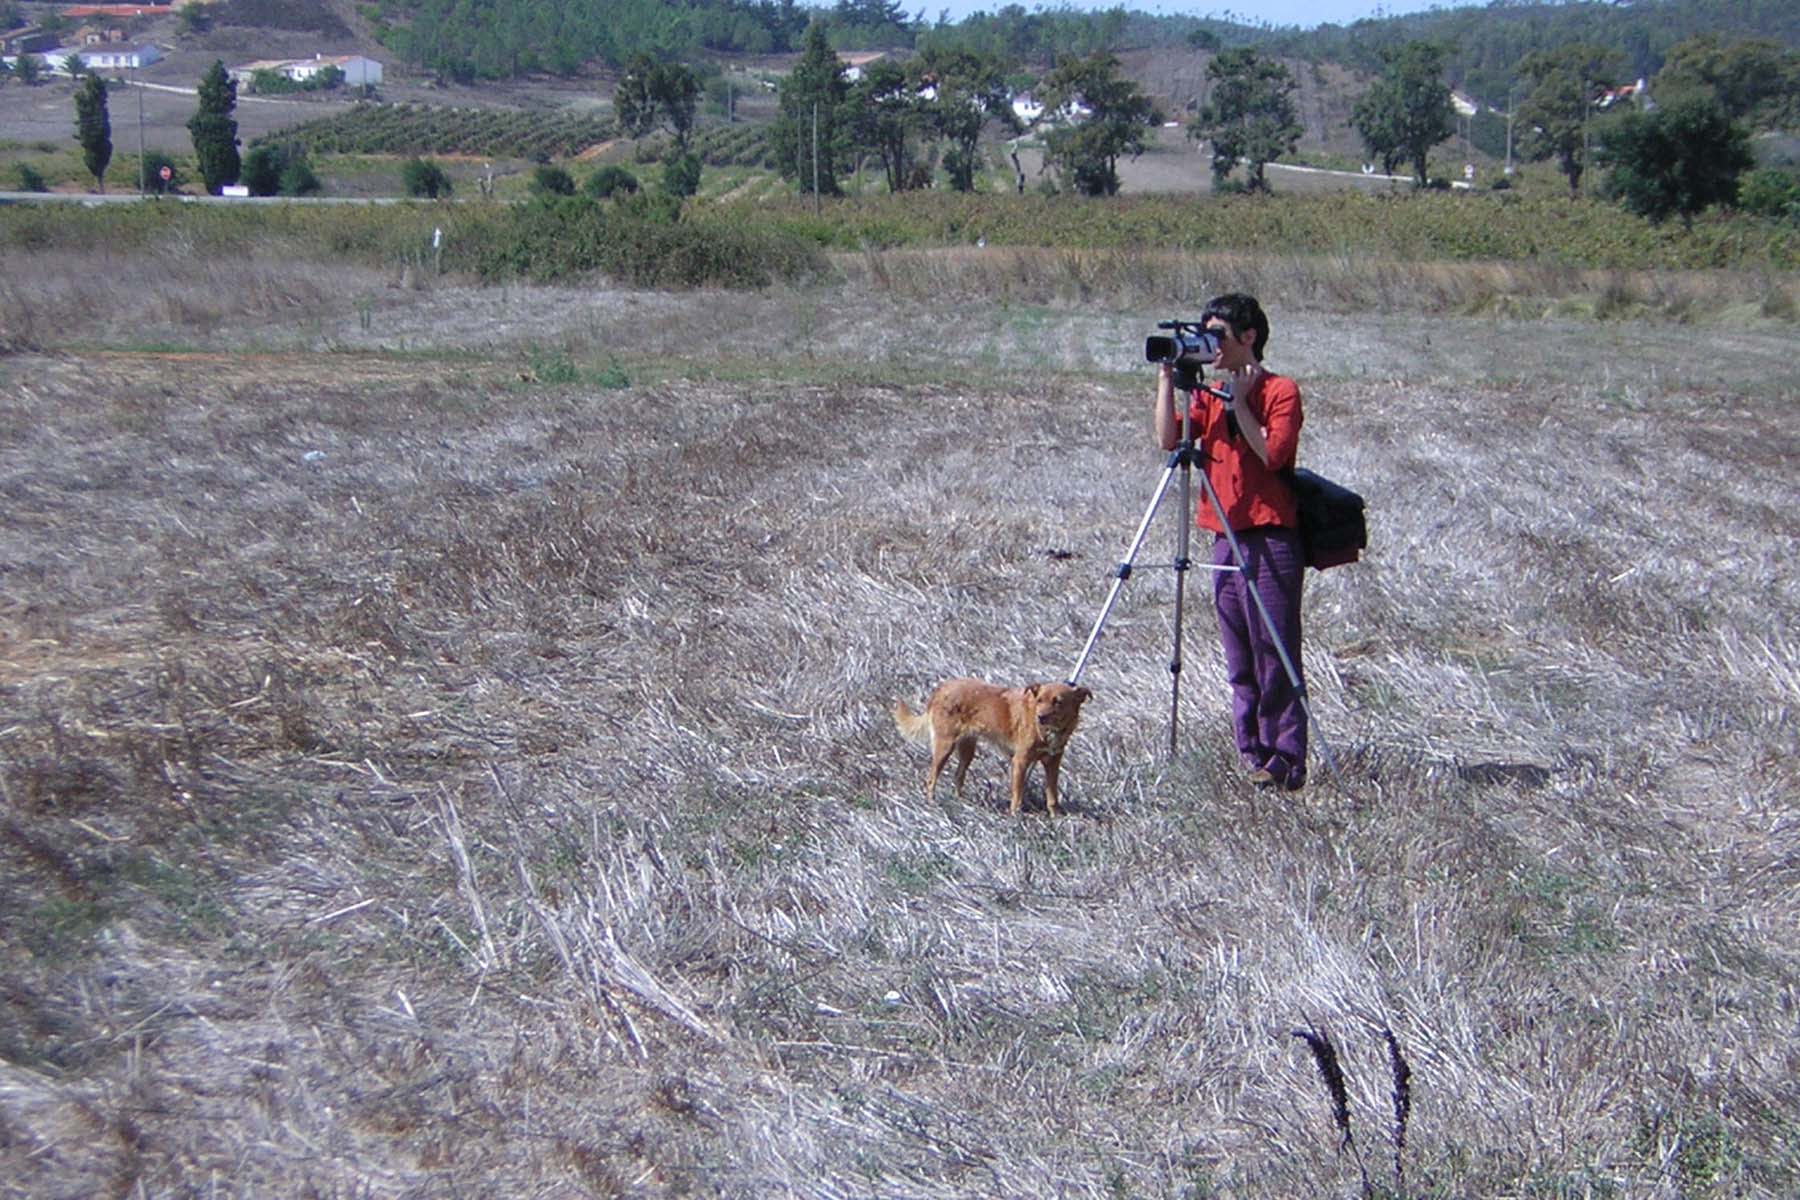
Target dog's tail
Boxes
[892,700,931,743]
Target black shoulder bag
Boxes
[1280,467,1366,570]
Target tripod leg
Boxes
[1168,448,1193,757]
[1068,454,1183,687]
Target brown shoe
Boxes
[1247,768,1276,786]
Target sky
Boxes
[917,0,1482,29]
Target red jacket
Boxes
[1184,372,1302,534]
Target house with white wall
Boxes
[231,53,383,90]
[80,43,161,70]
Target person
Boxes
[1152,293,1307,791]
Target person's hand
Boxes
[1228,361,1264,407]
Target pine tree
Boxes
[74,73,112,193]
[187,60,241,194]
[770,23,849,197]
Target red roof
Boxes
[58,5,169,17]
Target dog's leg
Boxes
[952,738,977,797]
[1009,754,1031,815]
[926,733,955,803]
[1042,754,1063,817]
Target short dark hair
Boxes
[1203,292,1270,361]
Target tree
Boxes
[845,57,926,192]
[1351,41,1455,188]
[1188,48,1300,192]
[914,46,1016,193]
[1600,96,1753,228]
[16,53,41,86]
[402,157,453,198]
[1515,44,1623,198]
[186,60,240,193]
[1040,52,1158,197]
[74,73,112,193]
[613,55,700,150]
[770,22,850,198]
[1654,35,1800,132]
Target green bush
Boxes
[401,157,452,199]
[530,164,576,196]
[585,165,639,199]
[15,163,47,193]
[661,152,702,199]
[142,151,183,194]
[241,143,320,197]
[1738,168,1800,223]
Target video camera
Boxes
[1144,320,1220,392]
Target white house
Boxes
[836,50,885,83]
[80,43,161,70]
[231,53,383,89]
[289,54,383,87]
[31,46,80,74]
[1010,94,1044,124]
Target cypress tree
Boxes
[74,73,113,193]
[187,60,241,194]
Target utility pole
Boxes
[1504,84,1515,176]
[136,70,146,196]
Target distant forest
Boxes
[364,0,1799,108]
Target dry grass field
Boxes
[1,246,1798,1198]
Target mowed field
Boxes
[1,246,1798,1197]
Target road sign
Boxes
[160,165,172,182]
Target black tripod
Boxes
[1067,383,1338,776]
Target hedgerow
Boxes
[732,191,1799,270]
[0,198,825,290]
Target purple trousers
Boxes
[1210,527,1306,786]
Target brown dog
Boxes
[893,679,1092,815]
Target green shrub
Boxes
[661,152,702,199]
[530,164,576,196]
[401,157,452,199]
[142,151,183,194]
[241,143,320,197]
[1739,168,1800,223]
[585,165,639,199]
[15,163,47,193]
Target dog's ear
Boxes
[1023,682,1043,700]
[1074,687,1092,704]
